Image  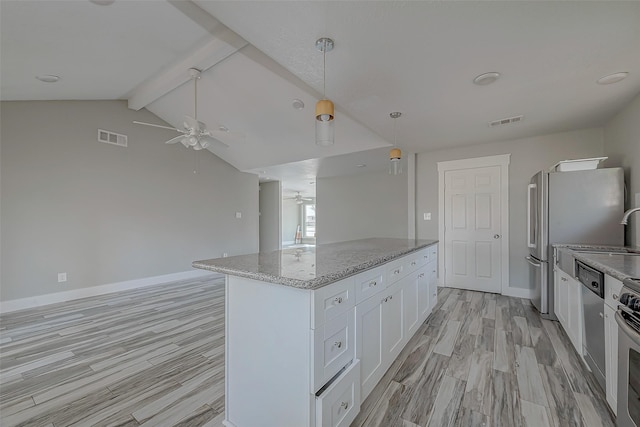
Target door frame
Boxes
[437,154,511,294]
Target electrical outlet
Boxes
[223,252,228,258]
[235,212,242,219]
[58,272,67,283]
[423,212,432,221]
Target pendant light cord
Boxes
[323,46,326,98]
[393,116,397,147]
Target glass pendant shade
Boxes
[389,148,402,175]
[315,99,335,146]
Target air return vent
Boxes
[98,129,127,147]
[489,115,524,127]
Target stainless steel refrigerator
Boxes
[527,168,624,317]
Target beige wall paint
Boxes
[316,170,408,244]
[603,93,640,248]
[416,127,605,290]
[1,100,259,301]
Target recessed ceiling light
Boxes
[473,72,501,86]
[292,99,305,110]
[35,75,60,83]
[597,72,629,85]
[356,164,367,168]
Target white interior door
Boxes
[444,166,502,293]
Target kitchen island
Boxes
[193,238,438,427]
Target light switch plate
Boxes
[235,212,242,219]
[423,212,432,221]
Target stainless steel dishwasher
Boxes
[577,260,606,392]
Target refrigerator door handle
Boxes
[527,183,537,249]
[526,256,541,267]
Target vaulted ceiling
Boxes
[2,1,639,197]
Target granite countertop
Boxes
[553,244,640,287]
[193,238,438,290]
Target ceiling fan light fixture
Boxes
[597,72,628,85]
[473,72,501,86]
[389,112,403,175]
[315,37,335,146]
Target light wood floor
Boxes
[0,277,614,427]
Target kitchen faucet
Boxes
[621,207,640,225]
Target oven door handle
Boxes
[616,311,640,347]
[525,256,541,267]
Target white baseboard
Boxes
[502,286,534,299]
[1,270,221,314]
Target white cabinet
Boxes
[315,360,361,427]
[355,244,438,402]
[355,290,385,399]
[604,274,622,415]
[553,266,583,355]
[382,279,405,364]
[604,303,618,414]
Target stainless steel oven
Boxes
[617,281,640,427]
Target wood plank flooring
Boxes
[1,279,614,427]
[353,287,615,427]
[0,276,226,427]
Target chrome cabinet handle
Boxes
[599,312,604,318]
[341,401,349,410]
[334,341,343,349]
[383,297,388,303]
[394,269,401,275]
[333,297,343,304]
[614,294,619,300]
[411,261,417,266]
[494,234,501,239]
[389,295,393,300]
[369,280,377,287]
[561,277,567,282]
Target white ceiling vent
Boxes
[489,115,524,127]
[98,129,127,147]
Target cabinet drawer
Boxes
[312,277,356,329]
[386,253,421,283]
[312,311,355,392]
[355,266,386,304]
[605,274,623,310]
[316,360,361,427]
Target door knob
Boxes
[494,234,501,239]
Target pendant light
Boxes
[315,37,334,146]
[389,112,403,175]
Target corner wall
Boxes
[416,127,605,290]
[603,93,640,248]
[1,100,259,302]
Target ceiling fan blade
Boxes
[165,135,186,145]
[183,115,200,131]
[133,121,180,132]
[200,135,229,149]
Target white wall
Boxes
[416,127,605,290]
[259,181,281,252]
[0,100,259,302]
[282,198,299,245]
[603,93,640,248]
[316,170,408,244]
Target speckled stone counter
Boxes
[554,244,640,283]
[193,238,438,290]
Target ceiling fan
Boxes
[285,192,313,204]
[134,68,243,150]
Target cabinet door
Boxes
[428,263,438,311]
[403,275,420,339]
[382,280,405,363]
[604,304,618,414]
[417,267,430,321]
[355,295,384,401]
[566,277,583,355]
[554,269,569,328]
